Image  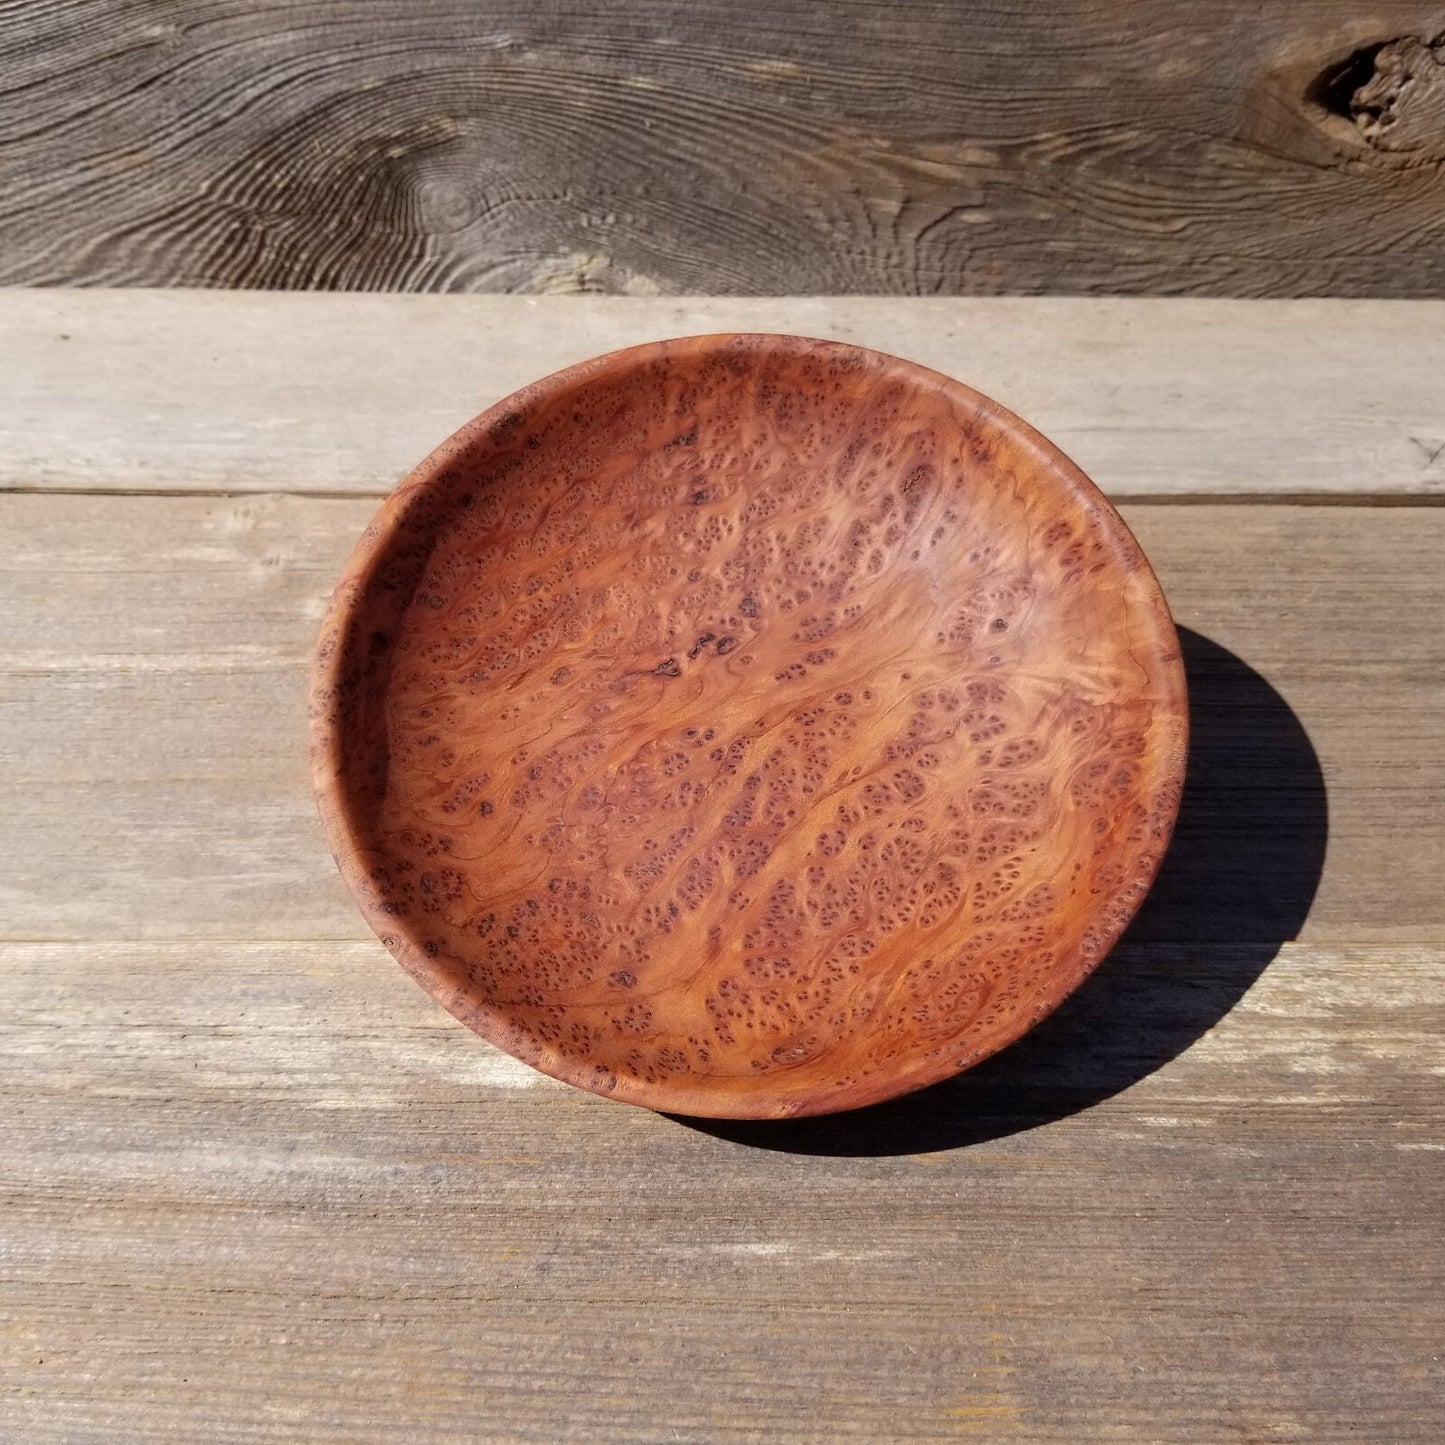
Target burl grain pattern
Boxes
[311,336,1187,1118]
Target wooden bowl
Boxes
[310,335,1187,1119]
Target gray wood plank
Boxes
[4,291,1445,498]
[0,938,1440,1442]
[2,451,1442,1433]
[2,494,1440,944]
[3,3,1445,297]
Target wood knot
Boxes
[1311,34,1445,160]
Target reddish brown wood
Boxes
[310,336,1187,1118]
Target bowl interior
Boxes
[311,335,1187,1118]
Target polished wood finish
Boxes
[311,335,1188,1116]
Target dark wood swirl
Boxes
[4,4,1444,296]
[311,336,1187,1117]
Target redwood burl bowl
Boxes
[310,335,1187,1120]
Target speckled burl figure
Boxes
[311,335,1187,1118]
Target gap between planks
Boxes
[6,485,1445,506]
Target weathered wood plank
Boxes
[2,494,1440,944]
[1,938,1441,1442]
[2,937,1439,1126]
[5,291,1445,498]
[2,3,1445,297]
[2,456,1442,1431]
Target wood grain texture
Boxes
[311,335,1187,1116]
[6,290,1445,499]
[3,3,1445,297]
[1,938,1441,1442]
[2,493,1441,947]
[2,295,1443,1438]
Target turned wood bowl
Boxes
[310,335,1187,1119]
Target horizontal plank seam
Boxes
[0,936,378,945]
[3,484,1445,507]
[1114,493,1445,508]
[5,935,1444,947]
[0,485,394,501]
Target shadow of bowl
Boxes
[671,627,1327,1155]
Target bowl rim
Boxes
[310,332,1189,1120]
